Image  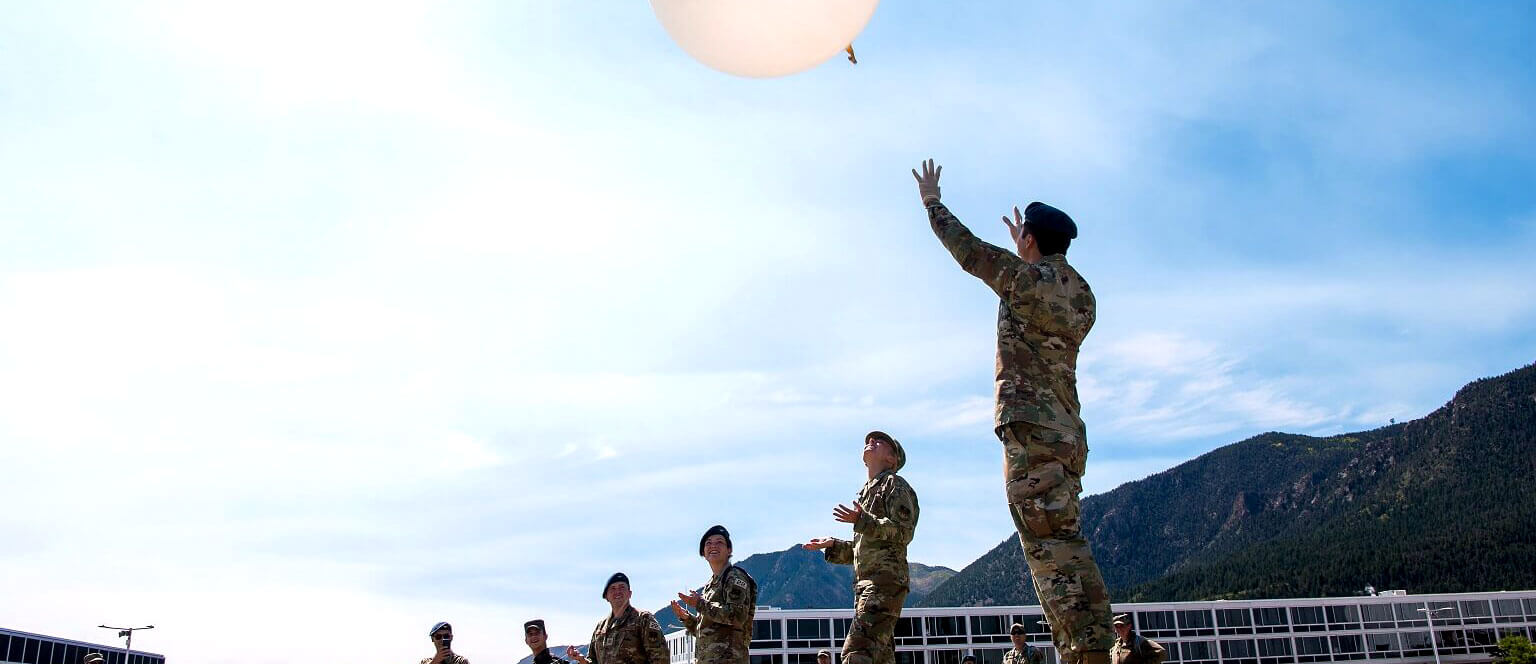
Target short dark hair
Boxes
[1024,222,1071,256]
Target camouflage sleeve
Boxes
[1142,638,1167,664]
[1029,650,1043,664]
[927,202,1032,299]
[642,612,671,664]
[698,567,756,631]
[823,538,854,565]
[852,477,919,543]
[681,608,700,635]
[588,625,602,664]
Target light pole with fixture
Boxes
[1417,606,1455,664]
[98,625,154,664]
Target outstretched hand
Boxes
[912,158,942,204]
[832,502,864,524]
[802,538,834,551]
[1001,206,1027,250]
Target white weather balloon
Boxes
[650,0,880,78]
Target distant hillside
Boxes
[921,362,1536,606]
[657,545,956,631]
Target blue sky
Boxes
[2,2,1533,662]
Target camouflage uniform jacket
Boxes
[588,605,670,664]
[419,654,470,664]
[823,470,919,587]
[679,565,757,664]
[927,202,1096,440]
[1004,645,1043,664]
[533,649,572,664]
[1110,633,1166,664]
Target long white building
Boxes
[0,628,165,664]
[666,590,1536,664]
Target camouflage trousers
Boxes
[1000,422,1114,664]
[694,633,750,664]
[842,579,908,664]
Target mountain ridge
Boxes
[919,362,1536,606]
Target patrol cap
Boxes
[817,650,832,658]
[1010,622,1028,635]
[962,656,977,663]
[603,572,630,597]
[430,621,452,636]
[84,655,105,664]
[525,619,546,635]
[1023,202,1078,239]
[1112,614,1132,626]
[699,525,733,556]
[866,431,906,471]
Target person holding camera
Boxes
[421,621,471,664]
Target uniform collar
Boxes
[607,604,637,628]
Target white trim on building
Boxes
[666,591,1536,664]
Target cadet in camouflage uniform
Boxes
[1109,615,1165,664]
[524,619,572,664]
[670,525,758,664]
[421,621,471,664]
[803,431,920,664]
[1005,622,1044,664]
[913,159,1112,664]
[568,573,670,664]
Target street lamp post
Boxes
[98,625,154,664]
[1417,606,1454,664]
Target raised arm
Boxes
[914,159,1031,298]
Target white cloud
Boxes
[3,2,1535,662]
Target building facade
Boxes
[0,628,164,664]
[666,591,1536,664]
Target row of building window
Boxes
[0,634,163,664]
[741,599,1536,646]
[715,626,1536,664]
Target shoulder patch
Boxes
[730,575,749,589]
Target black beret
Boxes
[525,619,546,634]
[603,572,630,597]
[1024,202,1078,239]
[430,621,452,637]
[699,525,732,556]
